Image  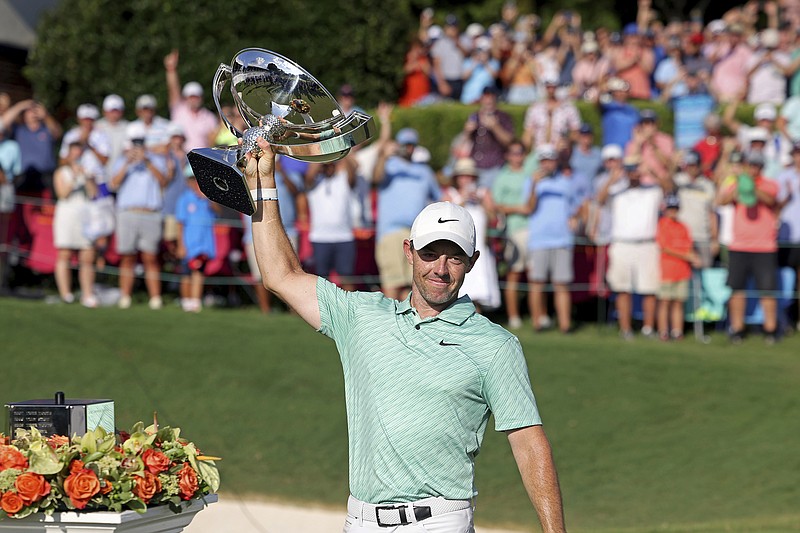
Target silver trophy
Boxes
[187,48,375,215]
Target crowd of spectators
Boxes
[1,1,800,343]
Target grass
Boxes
[1,298,798,532]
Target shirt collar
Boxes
[395,293,476,326]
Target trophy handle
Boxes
[272,111,376,163]
[212,63,242,139]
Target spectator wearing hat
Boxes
[460,38,501,104]
[463,86,515,189]
[656,194,702,341]
[611,22,655,100]
[587,144,624,246]
[710,23,754,103]
[109,123,171,310]
[595,77,640,149]
[518,145,581,333]
[682,31,713,77]
[745,28,792,105]
[164,50,218,151]
[724,98,790,178]
[492,140,534,328]
[717,150,780,343]
[59,104,111,187]
[161,123,190,266]
[443,157,501,311]
[337,84,365,117]
[776,142,800,330]
[431,14,468,101]
[571,38,611,100]
[521,73,581,151]
[95,94,129,176]
[625,108,675,186]
[372,109,441,300]
[569,123,603,200]
[674,150,719,268]
[130,94,170,150]
[597,155,670,339]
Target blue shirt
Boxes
[175,188,216,259]
[523,173,580,249]
[601,101,640,148]
[672,92,715,150]
[112,152,169,211]
[12,124,56,174]
[460,58,501,104]
[376,156,441,240]
[569,147,602,201]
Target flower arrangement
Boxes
[0,420,219,520]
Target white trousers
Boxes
[343,508,475,533]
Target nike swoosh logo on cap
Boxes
[437,218,459,223]
[439,340,460,346]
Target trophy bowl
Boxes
[187,48,375,215]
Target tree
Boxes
[25,0,416,118]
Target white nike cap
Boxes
[409,202,476,257]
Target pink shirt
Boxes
[572,57,611,96]
[723,177,779,252]
[170,100,219,151]
[625,131,674,186]
[711,45,754,102]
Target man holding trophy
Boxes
[189,49,567,533]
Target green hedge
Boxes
[379,101,758,171]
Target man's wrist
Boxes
[250,187,279,202]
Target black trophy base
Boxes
[188,148,255,215]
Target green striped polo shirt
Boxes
[316,277,541,504]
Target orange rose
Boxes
[177,463,199,500]
[132,471,161,503]
[63,468,100,509]
[69,459,85,474]
[0,491,24,516]
[99,479,113,495]
[15,472,51,505]
[0,446,28,471]
[47,435,70,449]
[142,448,170,474]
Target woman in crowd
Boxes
[52,141,97,307]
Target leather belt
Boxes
[347,495,471,527]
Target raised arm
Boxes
[164,49,182,110]
[507,425,567,533]
[247,138,321,328]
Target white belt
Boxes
[347,495,471,527]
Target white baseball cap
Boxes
[167,121,185,138]
[410,202,476,257]
[102,94,125,112]
[601,144,623,160]
[126,122,147,141]
[136,94,157,109]
[754,102,777,121]
[182,81,204,98]
[76,104,99,120]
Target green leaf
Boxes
[28,440,63,475]
[196,461,220,493]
